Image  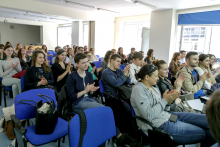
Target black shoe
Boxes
[116,133,141,147]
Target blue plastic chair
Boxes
[96,55,100,59]
[68,107,116,147]
[93,61,102,68]
[21,76,25,92]
[99,57,104,62]
[11,89,68,147]
[47,56,53,65]
[120,65,126,70]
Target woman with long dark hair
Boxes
[195,54,220,91]
[101,50,113,73]
[24,50,54,91]
[0,45,22,99]
[15,43,22,54]
[144,49,155,64]
[117,47,127,64]
[17,48,31,69]
[51,49,71,91]
[131,64,215,146]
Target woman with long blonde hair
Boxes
[24,50,54,91]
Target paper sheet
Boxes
[183,99,204,111]
[200,96,210,100]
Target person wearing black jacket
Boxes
[17,48,31,69]
[51,49,71,92]
[24,50,54,91]
[153,60,185,95]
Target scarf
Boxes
[130,63,141,73]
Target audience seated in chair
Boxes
[17,48,31,69]
[66,53,140,146]
[208,54,220,83]
[101,50,113,73]
[84,45,88,52]
[84,51,102,86]
[127,47,135,64]
[206,89,220,147]
[179,50,186,64]
[131,64,215,146]
[14,43,22,55]
[24,50,54,91]
[26,46,33,59]
[89,48,99,62]
[129,52,144,85]
[52,46,62,64]
[195,54,220,92]
[42,44,53,57]
[102,54,130,97]
[0,45,22,99]
[117,47,128,65]
[144,49,155,64]
[66,47,76,69]
[51,49,71,92]
[178,52,209,99]
[169,52,186,85]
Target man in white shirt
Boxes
[129,52,144,84]
[179,50,186,64]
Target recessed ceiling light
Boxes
[66,1,96,9]
[133,1,156,9]
[97,8,119,13]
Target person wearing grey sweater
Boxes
[0,45,22,99]
[131,64,215,145]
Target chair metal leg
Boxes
[4,88,7,107]
[58,139,61,147]
[62,136,65,143]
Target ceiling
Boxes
[33,0,220,16]
[0,7,78,24]
[0,0,220,24]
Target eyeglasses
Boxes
[146,65,156,75]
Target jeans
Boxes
[2,77,21,100]
[72,96,121,137]
[158,112,214,145]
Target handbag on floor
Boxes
[18,94,58,134]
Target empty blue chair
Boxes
[96,55,100,59]
[21,76,25,91]
[99,57,104,62]
[68,107,116,147]
[120,65,126,70]
[93,61,102,68]
[47,56,53,65]
[11,89,68,147]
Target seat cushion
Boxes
[5,86,12,91]
[25,118,68,145]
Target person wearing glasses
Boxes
[195,54,220,92]
[131,64,215,145]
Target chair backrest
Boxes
[96,55,100,58]
[68,107,116,147]
[99,80,104,93]
[47,56,53,65]
[21,76,25,91]
[131,105,136,117]
[14,89,57,120]
[93,61,101,68]
[120,65,126,70]
[99,57,104,62]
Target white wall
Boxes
[149,9,176,64]
[114,14,151,51]
[0,22,40,47]
[94,19,115,57]
[0,17,58,50]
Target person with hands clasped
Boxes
[131,64,215,146]
[66,53,103,113]
[0,45,22,99]
[52,49,72,92]
[84,51,102,86]
[195,54,220,92]
[24,50,54,91]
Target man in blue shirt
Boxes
[178,52,210,99]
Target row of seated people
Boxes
[0,43,219,146]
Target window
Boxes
[120,21,150,55]
[177,25,220,58]
[83,23,89,48]
[58,26,72,47]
